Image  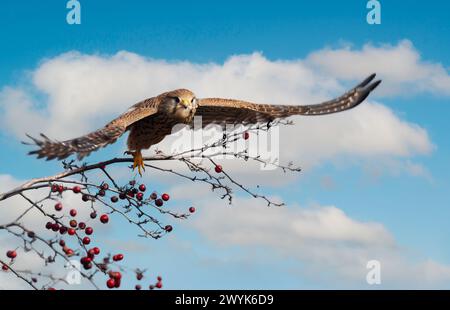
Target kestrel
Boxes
[28,74,381,174]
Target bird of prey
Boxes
[27,74,381,175]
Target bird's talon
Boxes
[127,150,145,176]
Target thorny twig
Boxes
[0,122,301,289]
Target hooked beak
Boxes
[180,98,190,109]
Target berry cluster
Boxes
[0,123,284,291]
[3,174,198,289]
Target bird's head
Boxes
[161,89,198,122]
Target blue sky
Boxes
[1,0,450,289]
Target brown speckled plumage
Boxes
[28,74,381,161]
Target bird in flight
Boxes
[27,74,381,175]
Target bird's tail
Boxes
[25,123,126,161]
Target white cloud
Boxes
[194,200,394,248]
[278,102,432,168]
[306,40,450,96]
[183,191,450,288]
[0,42,436,178]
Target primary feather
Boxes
[27,74,381,161]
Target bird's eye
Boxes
[191,98,197,105]
[173,97,180,104]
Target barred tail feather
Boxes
[26,124,126,161]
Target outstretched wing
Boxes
[27,97,160,160]
[195,73,381,127]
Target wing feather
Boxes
[27,97,160,160]
[195,74,381,127]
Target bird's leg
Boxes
[125,150,145,176]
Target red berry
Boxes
[109,271,122,280]
[139,184,146,192]
[98,189,106,197]
[149,285,155,290]
[135,284,142,290]
[82,237,90,245]
[69,220,77,228]
[119,192,127,200]
[100,214,109,224]
[59,239,65,247]
[78,222,86,229]
[189,207,196,213]
[155,282,162,289]
[51,184,59,192]
[90,212,97,219]
[83,262,93,270]
[157,276,162,282]
[2,264,8,271]
[127,191,135,198]
[215,165,223,173]
[111,196,118,203]
[113,254,124,261]
[136,273,144,281]
[80,256,92,264]
[58,185,64,193]
[69,209,77,217]
[65,248,74,256]
[93,247,100,255]
[161,193,170,201]
[68,228,76,236]
[136,192,144,201]
[45,222,53,229]
[243,131,250,140]
[87,249,95,258]
[114,279,121,288]
[59,226,67,234]
[164,225,173,232]
[72,186,81,194]
[155,199,163,207]
[51,223,60,232]
[106,278,115,289]
[85,227,93,235]
[101,183,109,191]
[6,250,17,259]
[150,192,157,200]
[82,194,90,202]
[54,202,63,211]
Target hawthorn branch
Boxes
[0,121,301,289]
